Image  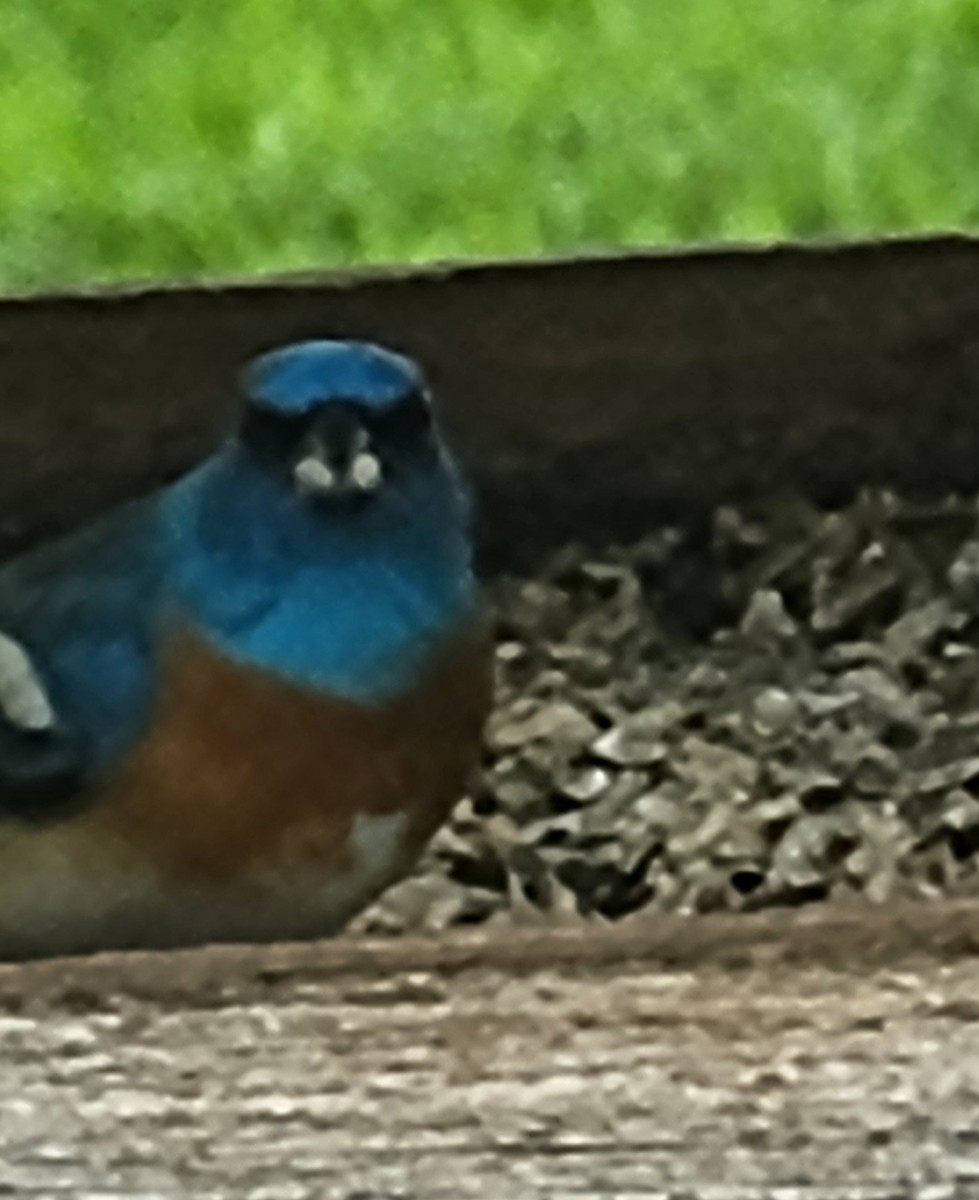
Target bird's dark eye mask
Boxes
[239,388,432,462]
[369,388,432,446]
[239,404,310,462]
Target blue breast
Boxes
[0,415,477,790]
[161,444,477,706]
[0,500,165,769]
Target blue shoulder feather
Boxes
[0,498,166,786]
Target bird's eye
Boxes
[372,389,432,443]
[239,405,310,460]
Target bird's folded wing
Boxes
[0,499,165,818]
[0,687,90,819]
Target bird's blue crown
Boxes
[243,339,424,416]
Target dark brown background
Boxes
[3,233,979,569]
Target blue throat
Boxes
[162,442,477,705]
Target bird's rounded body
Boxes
[0,339,492,958]
[0,621,490,957]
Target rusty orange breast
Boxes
[101,617,493,884]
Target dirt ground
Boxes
[1,900,978,1198]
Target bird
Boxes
[0,338,493,959]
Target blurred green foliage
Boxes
[1,0,977,288]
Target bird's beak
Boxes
[293,447,382,497]
[293,405,383,500]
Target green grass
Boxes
[2,0,979,289]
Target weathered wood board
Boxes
[1,902,978,1197]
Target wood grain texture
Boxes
[0,900,978,1197]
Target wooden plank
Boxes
[2,235,979,567]
[1,901,977,1198]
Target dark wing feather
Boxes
[0,496,167,820]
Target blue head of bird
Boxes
[164,339,478,703]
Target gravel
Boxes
[354,487,979,935]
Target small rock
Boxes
[942,642,977,661]
[752,687,799,736]
[674,736,758,793]
[771,814,857,887]
[850,745,900,797]
[714,505,768,551]
[740,588,798,643]
[712,825,769,862]
[546,642,613,685]
[940,790,979,860]
[627,790,683,832]
[585,771,654,828]
[519,810,586,848]
[752,795,802,840]
[355,877,501,934]
[490,702,598,751]
[915,758,979,795]
[495,577,571,640]
[627,526,686,570]
[554,764,613,804]
[941,789,979,832]
[439,835,510,893]
[820,641,887,670]
[797,688,859,719]
[495,640,526,665]
[795,770,846,811]
[811,565,903,638]
[590,717,669,767]
[490,774,545,819]
[685,662,728,695]
[837,666,921,735]
[948,540,979,607]
[884,599,965,664]
[668,804,736,858]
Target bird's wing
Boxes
[0,498,167,819]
